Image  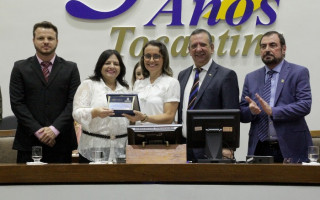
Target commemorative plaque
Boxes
[106,94,140,117]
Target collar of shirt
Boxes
[146,74,164,86]
[36,54,56,72]
[192,59,212,72]
[264,59,284,75]
[100,78,126,92]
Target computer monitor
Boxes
[187,109,240,163]
[127,124,183,146]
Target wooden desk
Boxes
[0,163,320,185]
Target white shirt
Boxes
[72,79,130,162]
[182,59,213,138]
[133,74,180,124]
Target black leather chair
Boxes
[0,115,18,130]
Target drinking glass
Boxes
[32,146,42,163]
[93,150,104,163]
[115,143,126,164]
[308,146,319,163]
[283,157,293,164]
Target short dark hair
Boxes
[89,49,129,89]
[140,40,173,78]
[260,31,286,47]
[33,21,58,39]
[189,28,213,47]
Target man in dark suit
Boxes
[178,28,239,158]
[240,31,312,163]
[10,21,81,163]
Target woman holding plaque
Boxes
[73,49,130,163]
[123,40,180,124]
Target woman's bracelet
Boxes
[141,114,148,123]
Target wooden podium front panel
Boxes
[1,163,320,184]
[126,144,186,164]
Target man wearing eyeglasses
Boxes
[177,28,240,159]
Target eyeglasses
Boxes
[143,54,162,61]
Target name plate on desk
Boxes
[106,94,140,117]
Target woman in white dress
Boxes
[73,50,130,163]
[123,40,180,124]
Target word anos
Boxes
[66,0,280,26]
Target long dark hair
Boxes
[140,40,173,78]
[131,61,141,86]
[89,50,129,89]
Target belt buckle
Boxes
[110,135,116,140]
[269,141,278,145]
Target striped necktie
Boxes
[258,70,275,142]
[41,61,51,82]
[188,67,202,110]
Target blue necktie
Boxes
[258,70,275,142]
[188,68,202,110]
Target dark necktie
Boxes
[41,61,51,82]
[258,70,275,142]
[188,68,202,110]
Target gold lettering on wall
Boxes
[129,36,148,57]
[111,26,262,58]
[157,36,170,44]
[171,36,189,57]
[243,34,262,56]
[218,30,230,56]
[111,27,136,53]
[230,35,240,56]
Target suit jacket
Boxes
[240,60,312,162]
[10,55,81,153]
[178,60,240,124]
